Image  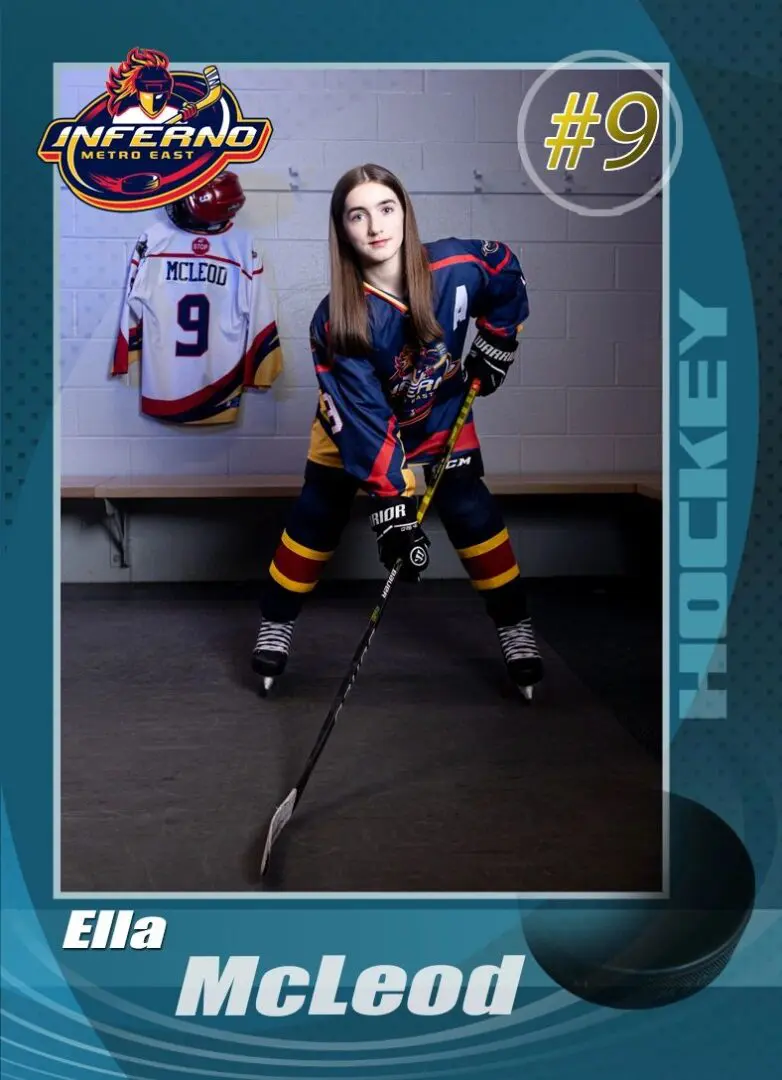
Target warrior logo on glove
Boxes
[369,496,431,582]
[464,329,518,398]
[409,545,430,568]
[38,48,273,212]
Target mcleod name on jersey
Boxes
[308,238,529,496]
[112,220,282,425]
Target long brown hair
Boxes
[327,163,442,357]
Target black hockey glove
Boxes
[368,496,431,582]
[463,330,518,397]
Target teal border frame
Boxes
[2,2,777,1076]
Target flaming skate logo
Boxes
[37,48,273,212]
[390,343,462,424]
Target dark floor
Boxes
[59,576,663,894]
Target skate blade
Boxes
[259,676,276,697]
[519,685,534,702]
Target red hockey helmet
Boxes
[166,171,246,233]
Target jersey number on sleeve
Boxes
[176,294,210,357]
[320,392,344,434]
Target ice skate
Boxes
[496,617,543,701]
[252,618,295,695]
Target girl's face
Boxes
[342,181,404,269]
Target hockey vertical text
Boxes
[678,328,728,719]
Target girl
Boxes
[252,164,543,699]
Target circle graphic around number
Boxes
[517,50,684,217]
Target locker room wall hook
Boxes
[473,168,484,193]
[288,166,300,191]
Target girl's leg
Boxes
[432,467,544,695]
[253,461,359,688]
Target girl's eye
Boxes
[382,204,395,214]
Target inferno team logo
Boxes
[37,48,273,211]
[391,343,461,406]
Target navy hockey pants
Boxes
[262,460,528,626]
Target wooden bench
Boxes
[62,472,663,500]
[635,479,662,501]
[62,471,661,568]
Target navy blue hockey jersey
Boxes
[307,237,529,497]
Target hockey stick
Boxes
[165,65,222,124]
[259,375,482,877]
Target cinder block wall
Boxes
[58,65,663,582]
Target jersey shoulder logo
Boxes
[192,237,210,256]
[481,240,500,255]
[38,48,272,212]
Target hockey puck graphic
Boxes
[119,173,161,194]
[523,795,755,1009]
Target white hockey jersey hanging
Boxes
[112,220,283,425]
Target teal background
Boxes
[2,0,780,1076]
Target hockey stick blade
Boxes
[260,787,298,876]
[166,65,222,125]
[259,374,480,879]
[259,567,400,878]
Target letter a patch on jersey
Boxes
[453,284,468,330]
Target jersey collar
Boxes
[363,281,408,313]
